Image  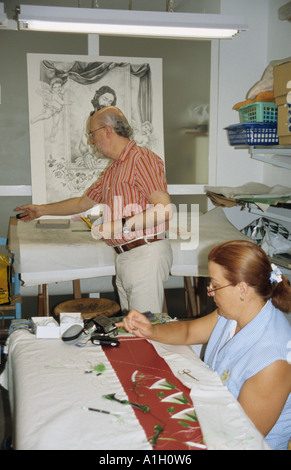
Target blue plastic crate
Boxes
[225,123,279,146]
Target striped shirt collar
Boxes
[110,139,136,167]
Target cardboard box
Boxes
[274,62,291,144]
[274,61,291,106]
[277,103,291,145]
[32,317,60,338]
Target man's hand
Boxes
[14,204,43,222]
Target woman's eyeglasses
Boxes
[207,283,233,296]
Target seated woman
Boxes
[117,240,291,450]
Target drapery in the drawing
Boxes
[40,60,152,123]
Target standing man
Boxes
[15,106,173,313]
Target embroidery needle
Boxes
[152,424,164,447]
[103,393,150,412]
[88,407,111,414]
[83,406,117,416]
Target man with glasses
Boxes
[15,106,173,314]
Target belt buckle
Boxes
[117,245,124,254]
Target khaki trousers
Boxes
[114,238,173,314]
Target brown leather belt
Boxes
[113,235,164,254]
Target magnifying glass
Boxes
[61,324,85,344]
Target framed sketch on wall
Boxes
[27,53,164,204]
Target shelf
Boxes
[249,146,291,169]
[248,205,291,224]
[183,126,208,136]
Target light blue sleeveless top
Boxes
[204,300,291,450]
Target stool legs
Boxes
[73,280,81,299]
[184,276,199,318]
[38,284,49,316]
[37,279,82,316]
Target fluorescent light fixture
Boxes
[17,5,247,39]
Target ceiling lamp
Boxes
[17,5,247,39]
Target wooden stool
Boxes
[54,298,120,320]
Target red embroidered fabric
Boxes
[103,338,205,450]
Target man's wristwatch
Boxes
[122,217,131,234]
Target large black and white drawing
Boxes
[27,54,164,204]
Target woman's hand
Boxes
[117,309,218,344]
[115,309,154,339]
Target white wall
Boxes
[267,0,291,60]
[217,0,291,234]
[213,0,269,187]
[215,0,291,189]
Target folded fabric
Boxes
[204,182,291,199]
[205,192,242,208]
[247,57,291,100]
[190,386,271,450]
[150,341,271,450]
[233,91,275,110]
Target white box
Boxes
[59,312,84,335]
[32,317,60,338]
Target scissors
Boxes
[178,369,199,381]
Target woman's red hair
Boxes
[208,240,291,313]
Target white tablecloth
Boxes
[0,330,270,450]
[10,208,249,287]
[1,331,152,450]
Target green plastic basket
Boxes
[238,102,277,123]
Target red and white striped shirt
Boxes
[86,140,169,246]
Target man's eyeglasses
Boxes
[207,283,233,296]
[88,126,105,139]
